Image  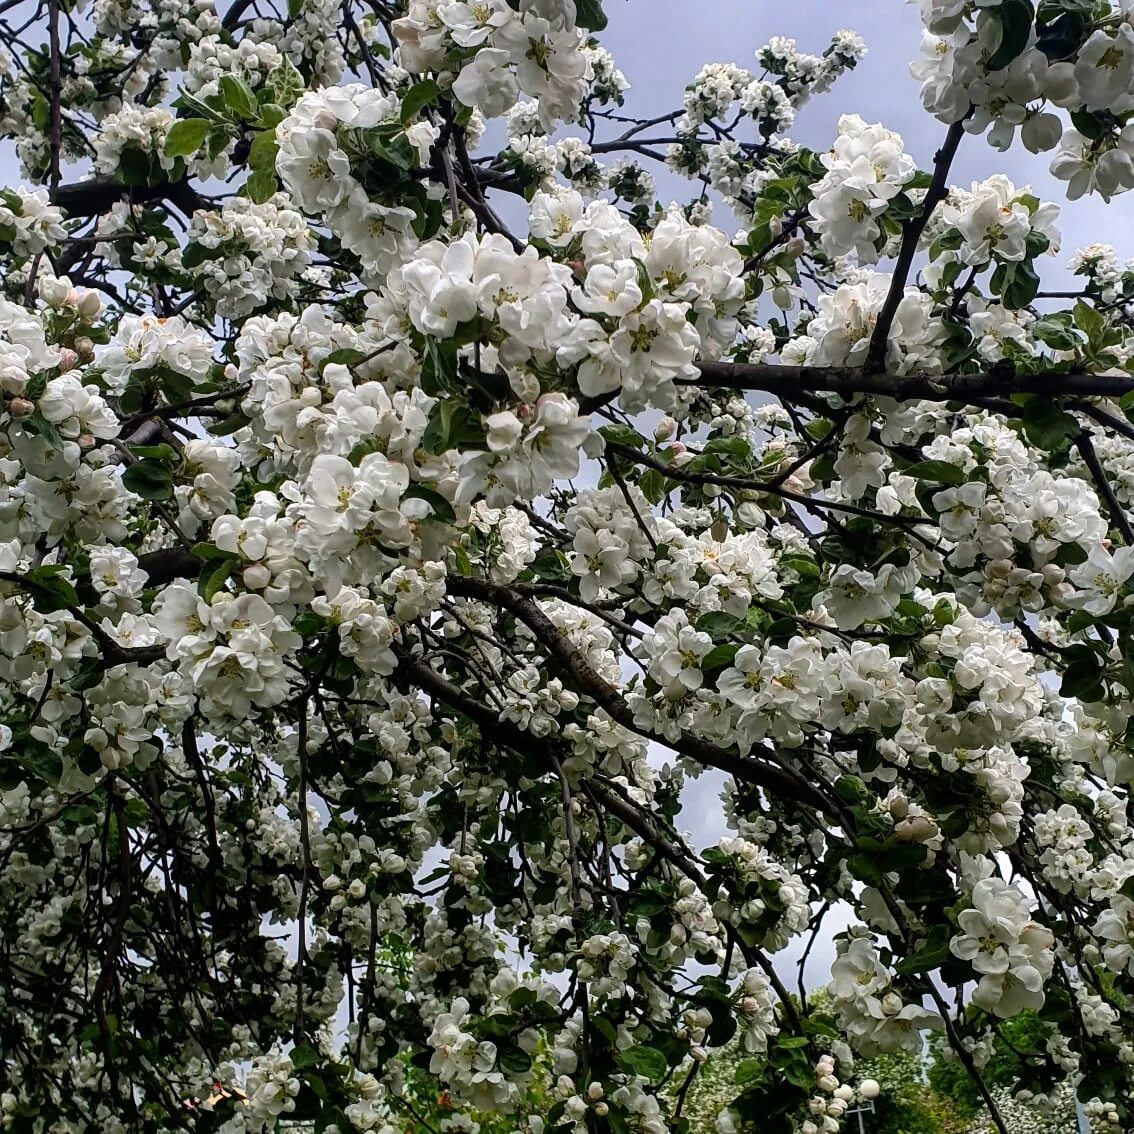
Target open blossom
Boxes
[16,2,1134,1127]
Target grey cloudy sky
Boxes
[600,0,1131,274]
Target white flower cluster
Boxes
[808,115,917,264]
[829,936,942,1055]
[186,195,315,319]
[394,0,593,128]
[786,270,944,374]
[949,876,1055,1018]
[93,104,176,175]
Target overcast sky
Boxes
[599,0,1132,275]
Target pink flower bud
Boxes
[243,564,272,590]
[8,397,33,417]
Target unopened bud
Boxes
[889,795,909,822]
[785,236,806,258]
[654,415,677,443]
[8,397,33,417]
[57,348,78,372]
[76,290,102,320]
[243,563,272,590]
[74,337,95,361]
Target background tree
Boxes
[6,0,1134,1132]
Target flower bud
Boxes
[1021,112,1062,154]
[785,237,806,258]
[858,1079,880,1101]
[74,337,95,360]
[57,348,78,372]
[1041,563,1065,586]
[888,795,909,822]
[7,397,33,417]
[313,109,339,131]
[654,415,677,442]
[76,290,102,320]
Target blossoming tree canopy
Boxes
[14,0,1134,1129]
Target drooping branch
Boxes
[444,575,833,811]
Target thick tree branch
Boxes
[693,360,1134,403]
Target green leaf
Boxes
[163,118,211,158]
[403,483,456,524]
[324,348,368,368]
[208,409,252,437]
[190,542,237,562]
[895,923,952,975]
[987,0,1035,71]
[130,443,178,462]
[400,79,441,125]
[1021,396,1079,450]
[735,1059,765,1086]
[575,0,607,30]
[1031,316,1080,351]
[422,400,484,454]
[1070,108,1111,141]
[122,460,173,501]
[22,566,78,613]
[290,1044,319,1070]
[244,169,277,204]
[695,611,741,640]
[220,75,258,121]
[248,129,279,172]
[263,55,305,110]
[903,459,965,486]
[701,643,739,671]
[498,1046,533,1075]
[994,258,1040,309]
[1073,299,1106,341]
[1062,656,1105,701]
[618,1046,667,1082]
[200,558,235,602]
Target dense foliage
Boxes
[8,0,1134,1132]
